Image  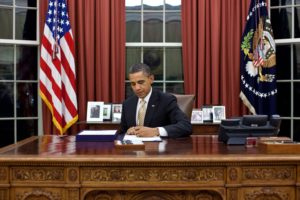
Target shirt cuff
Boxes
[158,127,168,137]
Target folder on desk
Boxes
[76,130,117,142]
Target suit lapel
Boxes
[144,90,159,126]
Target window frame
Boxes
[0,0,41,145]
[270,0,300,140]
[125,0,183,95]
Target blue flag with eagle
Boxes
[240,0,277,115]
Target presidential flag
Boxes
[40,0,78,134]
[240,0,277,115]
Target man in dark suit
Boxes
[120,63,192,138]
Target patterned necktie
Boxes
[137,99,146,126]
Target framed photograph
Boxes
[112,104,122,122]
[102,103,112,120]
[86,101,104,122]
[212,105,226,123]
[201,105,213,122]
[191,109,203,124]
[112,104,122,114]
[112,113,122,122]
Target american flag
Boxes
[40,0,78,135]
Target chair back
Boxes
[172,94,195,119]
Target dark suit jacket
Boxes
[120,90,192,138]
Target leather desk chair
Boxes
[172,94,195,119]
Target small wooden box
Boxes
[258,140,300,154]
[258,136,291,143]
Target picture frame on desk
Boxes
[201,105,213,122]
[103,103,112,121]
[112,104,122,122]
[112,104,122,113]
[212,105,226,123]
[191,109,203,124]
[86,101,104,122]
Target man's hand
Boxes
[126,126,136,135]
[126,126,159,137]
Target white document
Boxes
[123,134,162,142]
[78,130,117,135]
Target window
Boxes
[125,0,183,97]
[0,0,39,147]
[270,0,300,140]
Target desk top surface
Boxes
[0,135,300,161]
[0,135,299,164]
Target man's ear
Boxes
[149,74,154,83]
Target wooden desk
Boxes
[0,135,298,200]
[78,121,219,135]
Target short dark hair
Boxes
[128,63,152,77]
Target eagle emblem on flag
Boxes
[241,18,276,83]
